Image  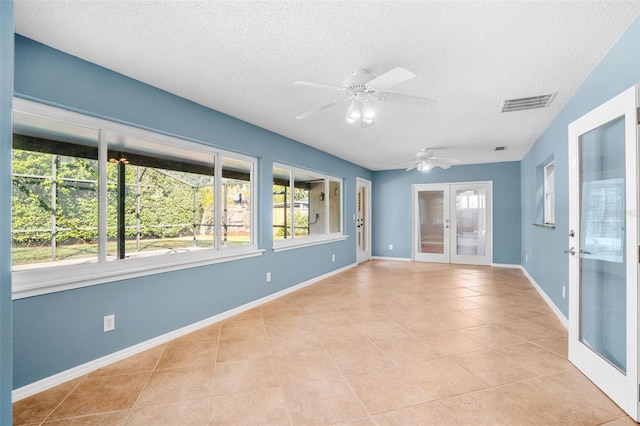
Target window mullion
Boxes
[289,172,295,239]
[214,153,222,250]
[324,179,329,235]
[98,129,108,263]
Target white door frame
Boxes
[412,181,492,265]
[356,177,371,264]
[567,85,638,420]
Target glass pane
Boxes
[12,112,99,270]
[455,188,487,256]
[222,157,252,247]
[107,134,215,260]
[273,167,291,240]
[294,170,321,237]
[329,180,341,233]
[418,190,444,254]
[579,115,626,373]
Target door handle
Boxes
[564,247,576,255]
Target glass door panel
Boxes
[450,183,491,265]
[413,185,449,263]
[579,116,626,372]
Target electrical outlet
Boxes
[389,244,393,251]
[266,272,271,283]
[103,314,115,332]
[331,254,335,262]
[562,285,566,299]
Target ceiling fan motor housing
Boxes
[343,69,375,92]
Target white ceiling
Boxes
[14,1,640,170]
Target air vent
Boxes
[494,146,507,151]
[501,94,554,112]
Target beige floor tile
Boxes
[355,320,413,342]
[260,298,302,319]
[304,311,354,329]
[89,346,166,378]
[283,378,368,425]
[127,399,210,426]
[532,335,568,357]
[314,324,370,350]
[264,316,312,336]
[501,374,625,424]
[155,340,217,370]
[328,341,396,375]
[452,350,537,386]
[170,324,220,345]
[275,348,341,385]
[375,337,442,365]
[330,417,375,425]
[43,410,130,425]
[462,307,520,324]
[438,388,538,425]
[48,373,149,420]
[373,401,458,425]
[346,366,434,414]
[210,387,290,425]
[213,356,279,395]
[494,317,563,341]
[458,325,526,348]
[402,357,490,398]
[525,314,568,335]
[419,330,488,356]
[426,311,484,330]
[601,417,639,425]
[13,376,85,425]
[496,342,572,375]
[216,335,272,362]
[269,329,323,354]
[136,367,213,407]
[219,319,268,341]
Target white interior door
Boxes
[413,184,450,263]
[413,182,491,265]
[568,85,638,420]
[356,178,371,264]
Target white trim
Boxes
[12,262,357,402]
[272,235,348,252]
[371,256,411,262]
[13,248,265,300]
[519,266,568,328]
[491,263,521,269]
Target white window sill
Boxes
[12,247,265,300]
[272,235,348,252]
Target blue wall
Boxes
[12,35,372,388]
[371,161,521,264]
[521,16,640,318]
[1,2,14,422]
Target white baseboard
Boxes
[519,266,568,328]
[12,263,357,402]
[371,256,411,262]
[491,262,521,269]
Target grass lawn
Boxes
[12,235,249,266]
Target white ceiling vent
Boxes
[494,146,507,151]
[501,94,555,112]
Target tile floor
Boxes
[13,260,635,425]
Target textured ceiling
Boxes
[14,1,640,170]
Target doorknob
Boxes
[564,247,576,255]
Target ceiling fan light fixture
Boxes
[417,159,433,172]
[362,102,375,119]
[347,100,362,120]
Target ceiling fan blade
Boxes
[295,100,340,119]
[406,160,420,171]
[293,81,347,92]
[366,67,415,90]
[377,91,438,106]
[432,156,462,164]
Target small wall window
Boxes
[272,163,344,250]
[544,161,555,225]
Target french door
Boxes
[356,178,371,264]
[568,85,639,420]
[412,182,492,265]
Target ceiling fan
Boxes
[294,67,436,127]
[406,148,462,171]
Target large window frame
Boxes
[12,99,261,299]
[272,162,346,252]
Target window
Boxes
[544,161,555,224]
[272,163,344,250]
[12,99,260,297]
